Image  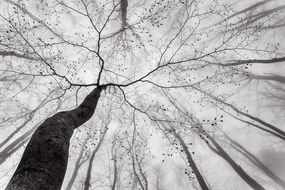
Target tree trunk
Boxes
[205,133,265,190]
[158,121,209,190]
[84,128,107,190]
[223,133,285,189]
[0,112,34,149]
[6,87,102,190]
[65,138,89,190]
[111,139,118,190]
[0,115,52,165]
[198,88,285,139]
[120,0,128,28]
[173,130,209,190]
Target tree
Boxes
[65,136,89,190]
[221,131,285,189]
[6,87,102,189]
[1,0,285,189]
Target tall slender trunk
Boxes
[130,153,145,190]
[136,157,148,190]
[84,128,107,190]
[225,111,285,140]
[0,112,34,149]
[6,87,102,190]
[158,121,209,190]
[0,92,54,150]
[120,0,128,28]
[0,115,52,165]
[65,138,89,190]
[0,128,33,165]
[111,139,118,190]
[128,115,148,190]
[223,133,285,189]
[204,133,265,190]
[0,138,29,165]
[192,86,285,139]
[172,130,209,190]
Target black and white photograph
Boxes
[0,0,284,189]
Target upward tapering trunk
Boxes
[223,133,285,189]
[158,120,209,190]
[6,87,102,190]
[84,128,107,190]
[65,138,89,190]
[205,133,265,190]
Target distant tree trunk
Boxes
[65,138,89,190]
[200,89,285,139]
[158,121,210,190]
[246,73,285,83]
[0,114,53,165]
[204,133,265,190]
[6,87,102,190]
[0,126,34,165]
[172,130,209,190]
[0,138,29,165]
[223,133,285,189]
[120,0,128,28]
[84,127,108,190]
[111,139,118,190]
[0,112,34,150]
[0,92,56,150]
[225,111,285,140]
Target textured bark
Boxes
[6,87,102,190]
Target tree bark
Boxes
[6,87,102,190]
